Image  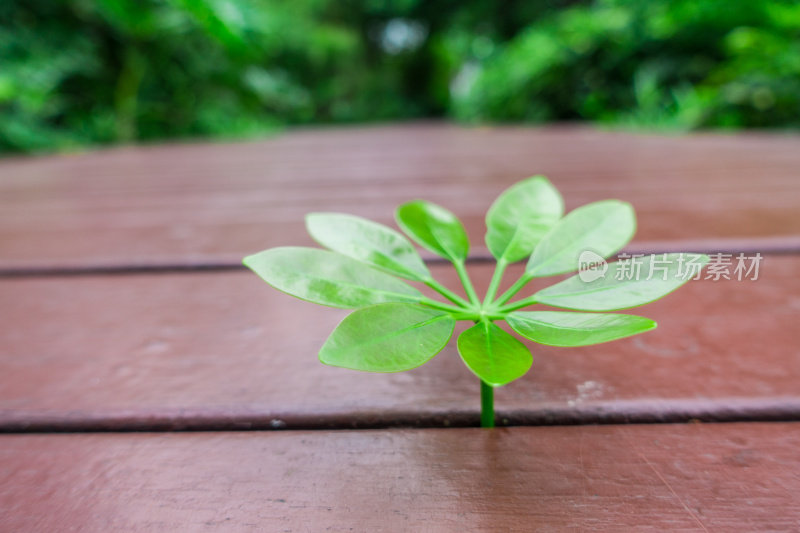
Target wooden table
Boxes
[1,124,798,531]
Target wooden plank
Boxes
[1,423,798,531]
[2,124,799,270]
[2,256,797,430]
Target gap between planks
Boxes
[3,397,800,434]
[1,236,798,278]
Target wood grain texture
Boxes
[1,423,798,532]
[2,124,799,271]
[2,256,797,430]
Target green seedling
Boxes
[244,177,709,428]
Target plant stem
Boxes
[494,272,532,306]
[498,295,538,313]
[480,380,495,428]
[454,260,480,306]
[482,258,507,306]
[419,297,468,315]
[424,278,471,308]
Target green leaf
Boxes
[243,247,421,308]
[457,322,532,387]
[306,212,430,282]
[506,311,656,347]
[485,176,564,262]
[526,200,636,277]
[534,253,710,311]
[395,200,469,262]
[319,303,455,372]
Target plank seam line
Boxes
[1,245,798,278]
[3,402,800,434]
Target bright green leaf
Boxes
[457,322,532,386]
[526,200,635,277]
[506,311,656,347]
[319,303,455,372]
[534,253,710,311]
[396,200,469,262]
[485,176,564,262]
[243,247,421,308]
[306,212,430,281]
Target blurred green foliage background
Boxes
[1,0,798,153]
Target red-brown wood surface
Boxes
[2,125,799,271]
[2,125,799,530]
[2,256,797,430]
[1,423,798,532]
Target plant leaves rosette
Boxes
[244,176,709,427]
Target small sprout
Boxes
[244,176,709,428]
